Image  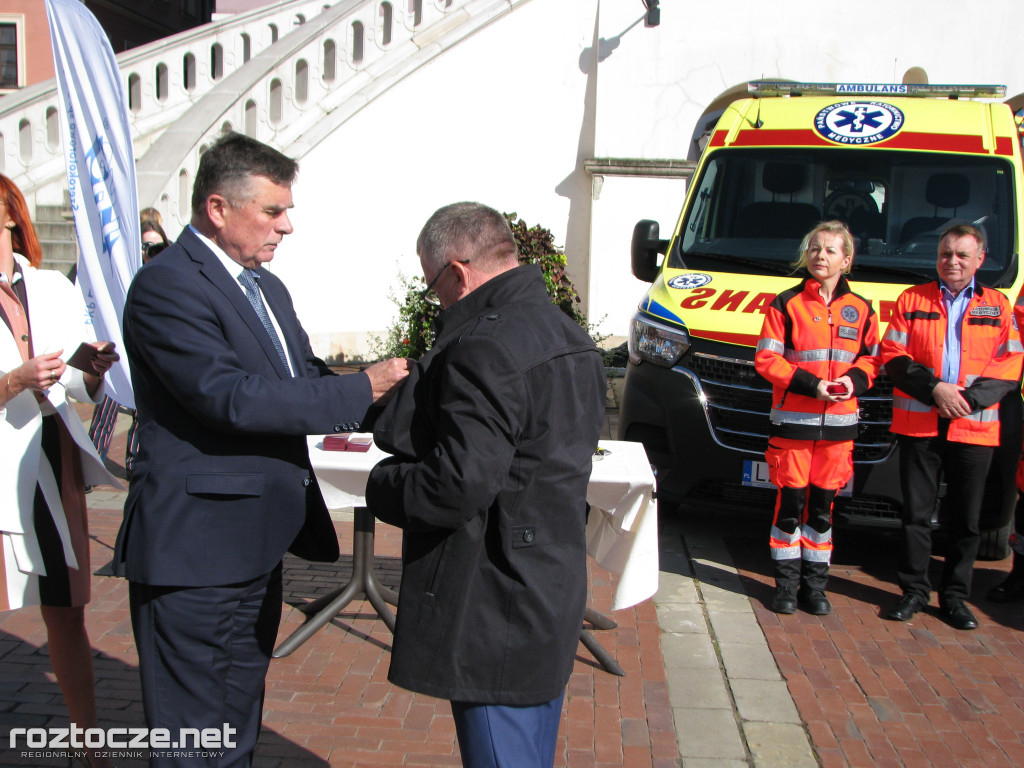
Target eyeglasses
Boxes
[420,259,469,305]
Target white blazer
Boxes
[0,255,120,596]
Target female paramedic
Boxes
[755,220,881,615]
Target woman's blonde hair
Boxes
[791,220,855,275]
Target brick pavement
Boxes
[699,510,1024,768]
[3,398,1024,766]
[0,404,679,768]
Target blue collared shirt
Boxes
[939,278,975,384]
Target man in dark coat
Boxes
[114,133,409,766]
[366,202,607,767]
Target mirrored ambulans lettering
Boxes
[677,289,897,322]
[678,288,774,313]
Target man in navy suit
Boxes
[114,133,410,767]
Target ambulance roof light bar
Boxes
[748,82,1007,99]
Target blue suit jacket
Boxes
[113,227,372,586]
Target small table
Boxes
[273,438,658,676]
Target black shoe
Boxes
[987,569,1024,603]
[885,593,927,621]
[770,586,798,614]
[940,600,978,630]
[798,588,831,615]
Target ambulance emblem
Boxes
[841,305,859,323]
[667,273,713,290]
[814,101,905,146]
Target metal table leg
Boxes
[275,508,626,677]
[273,507,397,658]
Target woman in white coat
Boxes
[0,174,120,768]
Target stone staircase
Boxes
[34,194,77,278]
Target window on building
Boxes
[0,21,22,90]
[156,63,169,101]
[18,118,31,164]
[269,78,282,124]
[244,99,258,137]
[211,44,224,81]
[184,53,196,91]
[178,169,190,219]
[128,73,142,112]
[45,107,59,150]
[241,33,251,63]
[380,3,394,46]
[295,60,308,105]
[352,22,364,64]
[323,40,336,83]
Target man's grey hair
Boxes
[417,202,518,272]
[192,132,298,217]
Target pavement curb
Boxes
[656,513,817,768]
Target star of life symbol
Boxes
[667,273,713,290]
[814,101,905,145]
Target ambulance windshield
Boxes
[673,149,1015,286]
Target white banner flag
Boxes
[45,0,138,408]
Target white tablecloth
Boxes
[307,437,657,610]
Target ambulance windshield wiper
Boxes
[682,251,795,276]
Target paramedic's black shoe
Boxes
[798,589,831,615]
[885,593,926,621]
[987,569,1024,603]
[940,600,978,631]
[770,586,797,614]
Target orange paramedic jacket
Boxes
[756,276,881,442]
[881,281,1023,446]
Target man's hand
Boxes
[364,357,413,404]
[932,381,971,419]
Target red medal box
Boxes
[323,433,373,452]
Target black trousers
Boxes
[897,426,992,604]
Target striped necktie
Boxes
[238,269,291,375]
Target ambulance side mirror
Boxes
[631,220,668,283]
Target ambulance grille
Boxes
[687,352,895,462]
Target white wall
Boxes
[276,0,600,358]
[268,0,1024,359]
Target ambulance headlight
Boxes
[628,312,691,367]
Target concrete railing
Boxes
[0,0,527,225]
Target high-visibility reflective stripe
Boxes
[801,548,832,563]
[965,374,978,387]
[1008,339,1024,353]
[771,409,859,427]
[757,338,785,354]
[866,344,880,356]
[893,395,931,413]
[964,409,999,423]
[782,348,860,364]
[770,526,800,545]
[884,328,908,346]
[785,348,831,363]
[770,545,801,560]
[800,525,833,545]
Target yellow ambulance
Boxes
[621,82,1024,558]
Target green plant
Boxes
[371,212,591,360]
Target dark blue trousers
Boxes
[129,565,283,767]
[451,692,565,768]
